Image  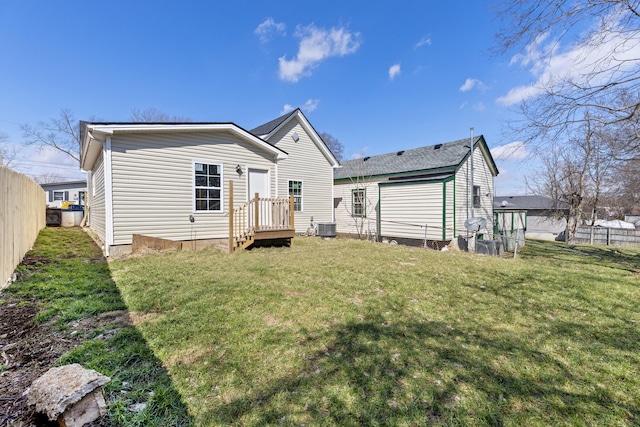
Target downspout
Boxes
[453,176,456,238]
[104,136,114,257]
[331,174,335,223]
[274,155,279,198]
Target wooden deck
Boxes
[229,181,295,252]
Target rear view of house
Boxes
[80,109,339,256]
[334,135,499,247]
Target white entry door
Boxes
[248,169,269,228]
[248,169,269,200]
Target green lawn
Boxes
[6,228,639,425]
[106,236,640,426]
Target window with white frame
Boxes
[289,180,302,211]
[194,162,222,211]
[352,189,365,217]
[53,191,65,201]
[473,185,481,209]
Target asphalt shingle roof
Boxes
[334,136,484,180]
[249,109,298,136]
[493,195,570,210]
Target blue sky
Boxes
[0,1,540,194]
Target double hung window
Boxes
[352,189,365,217]
[289,180,302,211]
[194,162,222,211]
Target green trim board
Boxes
[377,174,455,187]
[334,166,457,184]
[442,180,447,241]
[378,175,456,242]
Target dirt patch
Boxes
[0,298,128,426]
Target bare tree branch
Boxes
[21,108,81,163]
[130,107,191,123]
[318,132,344,162]
[0,132,18,168]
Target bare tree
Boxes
[130,107,191,123]
[32,172,65,184]
[338,161,376,240]
[21,108,81,163]
[494,1,640,149]
[0,132,18,168]
[530,111,626,241]
[319,132,344,162]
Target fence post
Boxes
[590,226,594,244]
[254,192,260,232]
[423,224,428,249]
[607,227,611,246]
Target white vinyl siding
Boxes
[270,120,334,232]
[334,179,380,236]
[109,132,276,245]
[89,152,106,242]
[379,182,445,241]
[454,144,495,237]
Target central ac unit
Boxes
[316,222,336,238]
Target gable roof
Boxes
[250,109,340,168]
[249,110,298,137]
[80,121,288,171]
[335,135,498,180]
[493,195,570,210]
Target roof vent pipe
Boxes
[470,127,475,219]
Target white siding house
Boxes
[80,109,339,256]
[334,136,499,247]
[41,180,87,208]
[250,110,337,232]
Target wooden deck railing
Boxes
[228,181,295,252]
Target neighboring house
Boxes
[41,180,87,208]
[80,109,339,256]
[493,195,570,240]
[334,135,499,247]
[624,214,640,228]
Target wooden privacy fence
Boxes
[574,226,640,246]
[1,166,46,288]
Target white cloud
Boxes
[280,104,295,115]
[388,64,401,81]
[459,78,486,92]
[473,102,486,112]
[416,35,432,48]
[255,18,286,43]
[278,24,361,82]
[280,99,320,115]
[497,12,640,106]
[303,99,319,112]
[350,146,369,159]
[492,141,529,161]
